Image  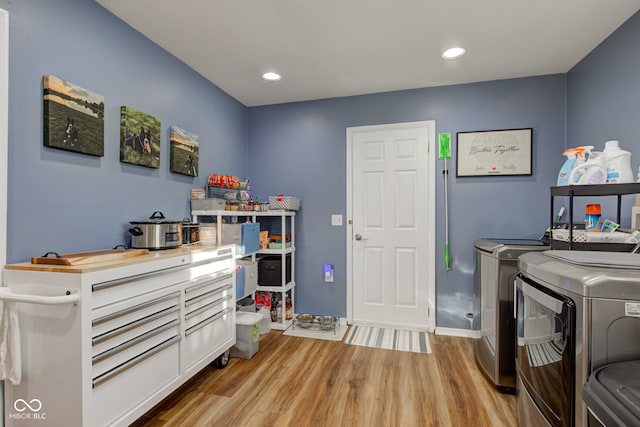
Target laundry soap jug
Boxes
[557,148,579,186]
[603,140,633,183]
[569,148,607,185]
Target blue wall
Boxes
[568,12,640,150]
[248,76,566,328]
[567,11,640,225]
[3,0,635,330]
[1,0,248,263]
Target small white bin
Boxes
[230,312,262,359]
[199,224,217,246]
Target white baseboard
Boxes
[435,327,480,339]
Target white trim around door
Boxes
[346,121,436,332]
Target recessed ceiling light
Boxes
[262,72,282,81]
[441,47,466,59]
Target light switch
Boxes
[331,214,343,226]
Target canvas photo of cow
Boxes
[43,75,105,156]
[120,106,161,169]
[169,126,199,177]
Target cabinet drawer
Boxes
[91,266,188,309]
[92,323,180,380]
[183,306,234,370]
[91,291,181,379]
[190,257,234,281]
[92,291,181,338]
[92,335,180,426]
[184,270,233,302]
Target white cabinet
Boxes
[3,246,235,427]
[191,210,296,330]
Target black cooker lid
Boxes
[130,211,182,224]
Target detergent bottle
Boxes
[569,146,607,185]
[557,148,578,186]
[603,140,633,183]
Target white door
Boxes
[347,121,435,331]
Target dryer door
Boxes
[516,274,576,427]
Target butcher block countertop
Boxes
[5,245,233,274]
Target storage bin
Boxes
[258,255,292,286]
[221,222,260,254]
[268,195,300,211]
[237,259,258,296]
[190,198,226,211]
[199,224,217,246]
[256,307,271,334]
[235,264,245,300]
[230,312,262,359]
[268,241,292,249]
[237,297,255,313]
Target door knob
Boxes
[355,234,363,241]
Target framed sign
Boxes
[456,128,532,177]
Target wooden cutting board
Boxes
[31,248,150,266]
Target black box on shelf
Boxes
[258,255,291,286]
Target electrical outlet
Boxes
[331,215,343,226]
[323,264,334,282]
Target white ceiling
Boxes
[96,0,640,107]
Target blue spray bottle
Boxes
[557,148,578,186]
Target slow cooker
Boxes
[128,211,182,250]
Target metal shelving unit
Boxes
[191,209,296,330]
[549,183,640,251]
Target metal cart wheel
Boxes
[213,349,230,369]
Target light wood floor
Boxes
[132,330,516,427]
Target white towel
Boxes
[0,288,21,385]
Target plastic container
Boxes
[557,148,578,186]
[570,148,606,185]
[603,140,633,183]
[585,204,602,232]
[257,306,272,334]
[230,311,262,359]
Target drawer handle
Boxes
[92,335,181,389]
[185,272,233,293]
[185,295,233,320]
[92,292,180,327]
[92,306,180,345]
[186,284,233,307]
[185,307,233,337]
[92,319,180,364]
[91,258,227,292]
[92,267,182,292]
